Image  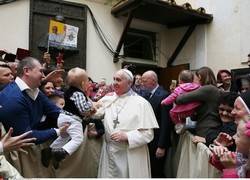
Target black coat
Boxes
[206,121,237,151]
[146,86,173,149]
[143,85,174,178]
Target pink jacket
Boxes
[161,83,201,112]
[209,154,250,178]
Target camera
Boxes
[124,64,136,75]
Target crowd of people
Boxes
[0,48,250,178]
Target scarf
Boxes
[236,152,248,178]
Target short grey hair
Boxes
[17,57,39,77]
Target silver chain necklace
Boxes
[113,97,129,129]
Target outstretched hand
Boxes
[214,132,233,147]
[1,127,36,154]
[42,69,65,84]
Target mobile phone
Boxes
[57,53,63,64]
[4,53,16,62]
[170,80,177,90]
[16,48,31,60]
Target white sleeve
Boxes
[0,141,4,155]
[91,107,105,119]
[54,128,60,136]
[91,100,105,119]
[126,129,154,149]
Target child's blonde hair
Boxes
[67,67,88,88]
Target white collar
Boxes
[115,88,138,98]
[15,77,39,100]
[150,85,159,97]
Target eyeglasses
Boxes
[218,107,232,114]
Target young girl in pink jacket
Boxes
[161,70,200,134]
[209,117,250,178]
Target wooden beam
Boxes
[167,24,196,67]
[113,10,134,63]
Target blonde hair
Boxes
[240,115,250,123]
[67,67,88,88]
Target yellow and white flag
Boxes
[48,20,79,48]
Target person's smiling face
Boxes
[113,70,131,96]
[231,97,250,124]
[218,103,234,123]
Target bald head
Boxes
[143,70,158,81]
[141,70,158,88]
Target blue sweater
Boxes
[0,82,60,144]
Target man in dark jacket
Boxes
[141,70,174,178]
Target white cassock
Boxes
[93,89,159,178]
[49,32,66,44]
[0,155,22,179]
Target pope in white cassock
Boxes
[93,69,159,178]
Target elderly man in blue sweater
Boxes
[0,57,69,177]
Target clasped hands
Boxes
[209,132,236,169]
[209,145,237,169]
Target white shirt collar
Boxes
[150,85,159,97]
[15,77,39,100]
[115,88,137,98]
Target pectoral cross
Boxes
[113,116,120,129]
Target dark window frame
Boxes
[124,28,158,62]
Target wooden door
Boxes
[159,64,189,92]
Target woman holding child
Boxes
[176,66,222,140]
